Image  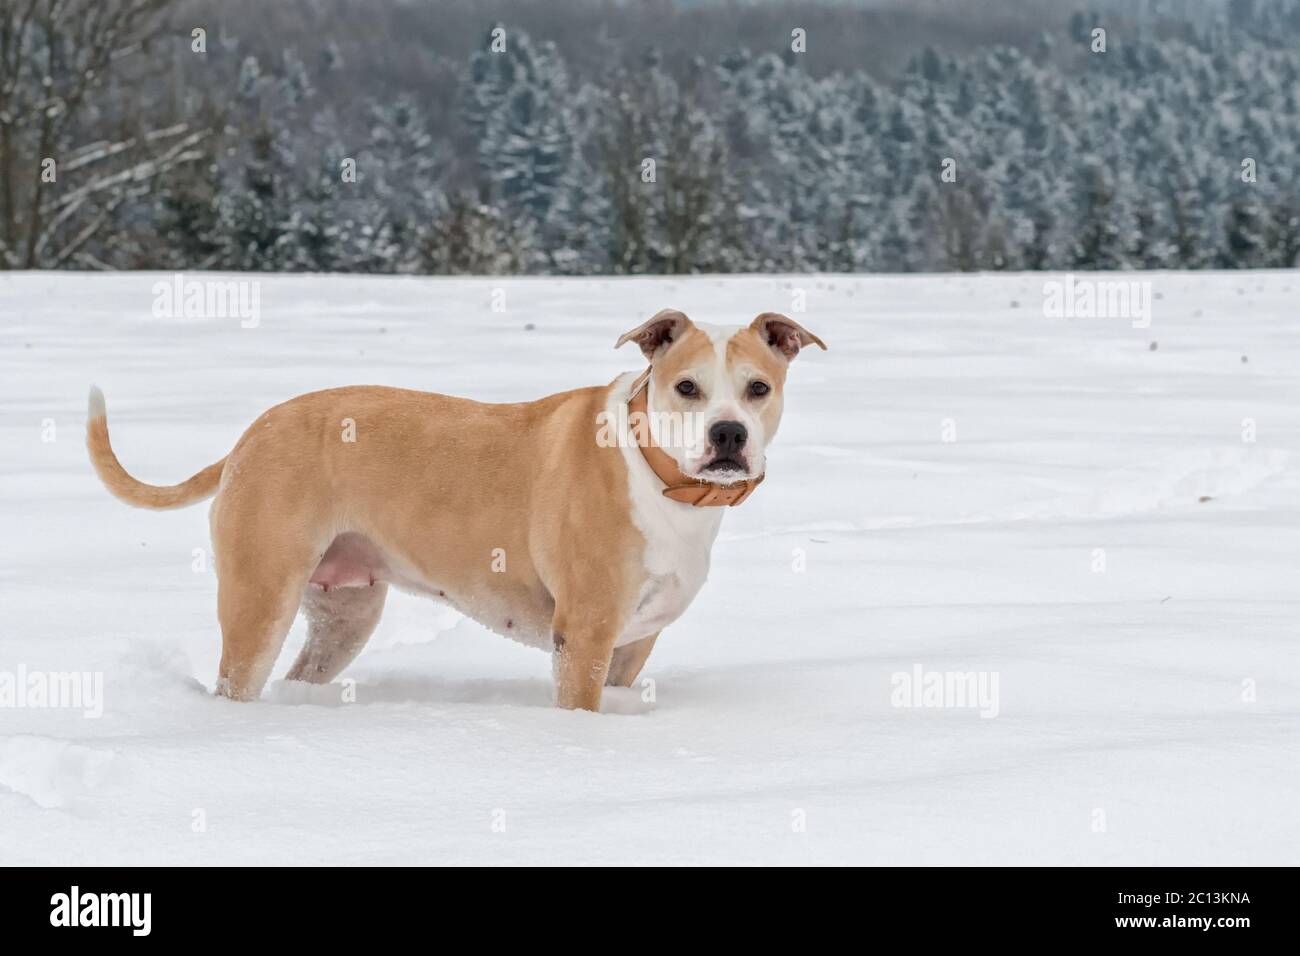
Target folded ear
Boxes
[750,312,827,361]
[615,309,694,361]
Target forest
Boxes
[1,0,1298,274]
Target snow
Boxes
[1,270,1297,865]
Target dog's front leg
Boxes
[551,613,621,711]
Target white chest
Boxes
[618,546,714,647]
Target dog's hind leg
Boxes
[215,563,309,701]
[211,508,320,701]
[605,632,659,687]
[286,583,388,684]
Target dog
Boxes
[86,309,825,710]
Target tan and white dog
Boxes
[87,309,825,710]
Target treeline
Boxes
[2,0,1299,273]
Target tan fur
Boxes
[87,388,226,510]
[605,633,659,687]
[85,311,822,711]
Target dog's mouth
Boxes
[703,456,744,472]
[698,455,749,479]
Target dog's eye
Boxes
[675,380,698,397]
[748,380,771,398]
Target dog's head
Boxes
[616,309,826,484]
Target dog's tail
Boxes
[86,386,227,510]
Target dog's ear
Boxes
[750,312,827,361]
[615,309,694,361]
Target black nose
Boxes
[709,420,748,454]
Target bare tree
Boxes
[0,0,205,268]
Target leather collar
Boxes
[625,368,764,507]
